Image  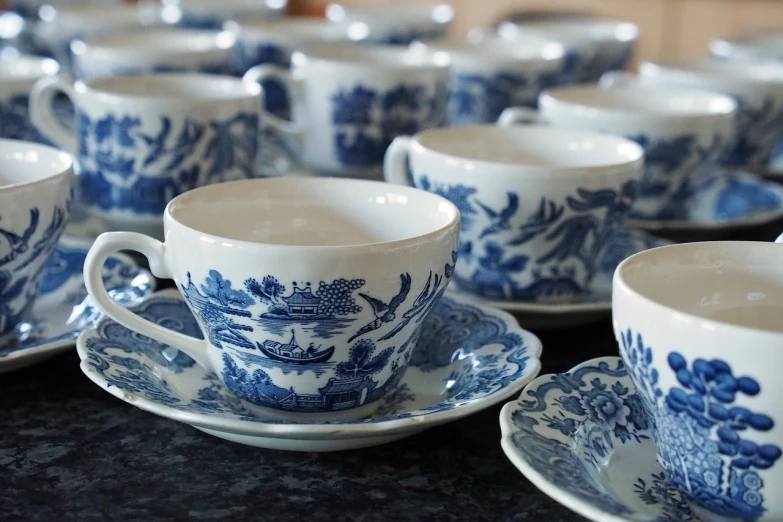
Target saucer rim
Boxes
[446,288,611,314]
[77,288,544,439]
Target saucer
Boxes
[627,170,783,235]
[76,289,543,452]
[448,228,671,330]
[500,356,695,522]
[0,236,155,373]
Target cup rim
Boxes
[0,138,73,191]
[164,177,460,251]
[225,17,344,38]
[0,51,59,81]
[410,37,565,63]
[292,42,451,70]
[498,18,639,44]
[641,58,783,86]
[613,241,783,337]
[74,72,261,102]
[71,28,236,57]
[325,2,454,25]
[409,124,644,175]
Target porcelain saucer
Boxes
[76,289,542,452]
[448,228,672,330]
[627,170,783,235]
[0,236,155,373]
[500,356,696,522]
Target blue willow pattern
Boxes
[0,94,49,144]
[724,95,783,168]
[234,41,291,115]
[621,329,782,521]
[77,111,258,215]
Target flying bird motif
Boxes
[348,273,411,342]
[378,271,442,342]
[476,192,519,239]
[0,209,39,267]
[506,198,564,246]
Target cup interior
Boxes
[0,139,72,189]
[78,73,259,99]
[414,125,643,170]
[616,242,783,333]
[166,178,459,247]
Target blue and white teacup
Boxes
[29,73,262,237]
[71,28,237,80]
[410,36,565,126]
[6,0,123,20]
[0,50,59,143]
[177,0,286,30]
[614,241,783,521]
[497,17,638,84]
[325,3,453,45]
[0,139,72,346]
[82,177,460,421]
[384,125,643,302]
[499,84,737,221]
[244,43,449,178]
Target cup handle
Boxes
[29,75,78,155]
[497,107,544,127]
[776,232,783,244]
[243,64,302,141]
[83,231,214,372]
[383,136,414,187]
[598,71,637,88]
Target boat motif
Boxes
[258,329,335,364]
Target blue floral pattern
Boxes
[621,329,782,520]
[77,111,258,216]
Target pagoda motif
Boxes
[281,283,320,316]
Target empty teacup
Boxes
[0,50,59,143]
[499,84,737,220]
[384,125,643,302]
[0,139,72,346]
[71,28,237,80]
[614,241,783,521]
[83,177,460,421]
[410,37,565,125]
[30,73,262,237]
[245,43,449,178]
[325,3,453,45]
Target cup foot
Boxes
[240,399,381,423]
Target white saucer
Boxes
[77,289,543,452]
[0,236,155,373]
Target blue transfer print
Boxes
[77,111,259,216]
[234,41,291,115]
[0,94,50,144]
[621,329,783,520]
[709,174,782,222]
[724,96,783,168]
[332,82,446,167]
[368,27,448,46]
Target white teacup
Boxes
[711,32,783,63]
[244,43,449,178]
[384,125,643,302]
[0,50,59,143]
[614,240,783,522]
[83,177,460,421]
[177,0,286,30]
[325,3,453,45]
[71,28,237,80]
[499,84,737,221]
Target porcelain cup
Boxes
[711,33,783,63]
[409,36,565,126]
[325,3,454,45]
[0,50,59,143]
[29,73,262,237]
[384,125,643,302]
[613,240,783,522]
[0,139,73,346]
[498,84,737,221]
[71,28,237,80]
[497,17,638,84]
[244,43,449,178]
[177,0,286,30]
[82,177,460,421]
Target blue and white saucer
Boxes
[500,356,695,522]
[627,170,783,235]
[0,236,155,373]
[449,228,672,330]
[76,289,542,452]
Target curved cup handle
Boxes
[84,232,214,372]
[243,64,303,141]
[497,107,544,127]
[29,75,78,154]
[776,232,783,244]
[383,136,414,187]
[598,71,638,88]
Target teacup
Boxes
[498,84,737,221]
[228,18,350,115]
[384,125,643,302]
[71,28,237,80]
[497,17,638,83]
[628,60,783,169]
[711,32,783,63]
[82,177,460,421]
[29,73,262,237]
[325,3,453,45]
[613,240,783,522]
[244,43,449,178]
[0,139,72,346]
[0,50,59,143]
[177,0,286,30]
[410,36,565,125]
